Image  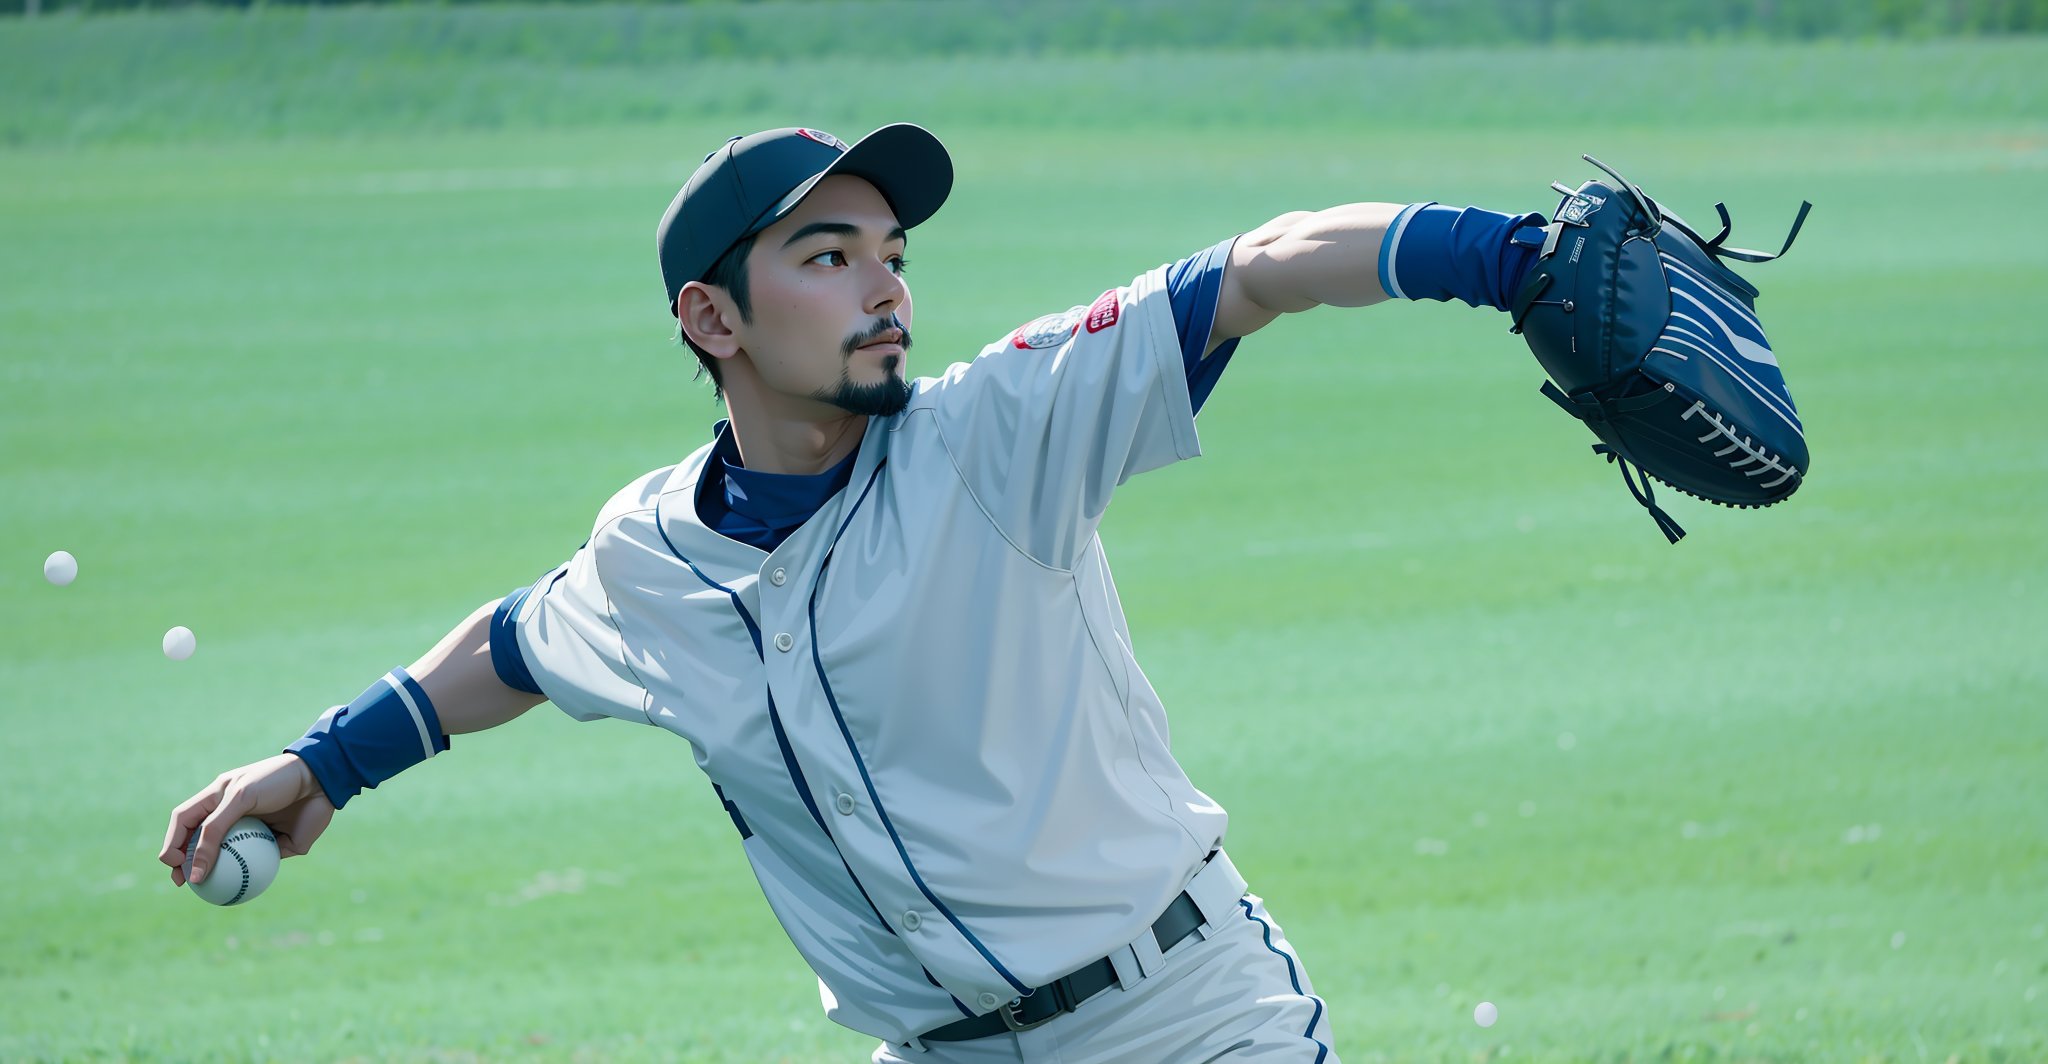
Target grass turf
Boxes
[1,26,2045,1064]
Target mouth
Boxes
[856,328,906,356]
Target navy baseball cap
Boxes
[657,123,953,315]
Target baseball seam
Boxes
[217,844,251,905]
[216,828,272,905]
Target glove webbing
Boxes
[1579,153,1813,268]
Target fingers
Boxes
[187,786,250,884]
[161,755,328,886]
[160,774,228,885]
[182,781,257,886]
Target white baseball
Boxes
[44,550,78,586]
[1474,1000,1498,1028]
[163,626,196,661]
[185,816,280,906]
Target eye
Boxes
[888,255,911,275]
[808,249,848,267]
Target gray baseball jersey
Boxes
[498,260,1240,1044]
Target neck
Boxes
[720,381,867,475]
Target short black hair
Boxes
[679,232,757,400]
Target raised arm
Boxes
[1207,203,1406,355]
[158,600,546,889]
[1208,195,1555,358]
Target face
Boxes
[684,175,915,418]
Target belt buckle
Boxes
[998,994,1059,1033]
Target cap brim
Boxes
[745,123,953,239]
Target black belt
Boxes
[921,891,1205,1042]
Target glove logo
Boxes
[1559,192,1605,226]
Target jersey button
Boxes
[834,792,855,815]
[774,632,794,652]
[769,567,787,586]
[977,992,1000,1010]
[901,911,922,932]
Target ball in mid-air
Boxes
[185,816,280,906]
[1474,1001,1498,1028]
[163,626,196,660]
[44,551,77,586]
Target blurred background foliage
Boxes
[3,0,2046,45]
[3,1,2043,146]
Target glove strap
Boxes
[1706,199,1812,263]
[1593,444,1686,544]
[1540,381,1687,544]
[1663,199,1814,265]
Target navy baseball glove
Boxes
[1510,155,1812,543]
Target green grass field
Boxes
[2,13,2045,1063]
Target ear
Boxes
[678,282,741,360]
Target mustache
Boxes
[842,316,912,358]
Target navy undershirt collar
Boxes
[697,420,860,551]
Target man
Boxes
[161,123,1561,1062]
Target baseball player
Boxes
[156,123,1594,1062]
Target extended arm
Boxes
[1207,203,1405,355]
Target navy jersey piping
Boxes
[649,494,885,915]
[652,487,970,1014]
[711,782,752,839]
[806,458,1034,996]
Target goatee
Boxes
[817,361,913,417]
[822,316,914,416]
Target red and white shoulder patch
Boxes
[1084,289,1121,333]
[1009,289,1124,349]
[1011,305,1087,349]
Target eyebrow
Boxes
[780,221,909,250]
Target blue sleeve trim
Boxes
[489,583,545,696]
[1378,202,1428,300]
[1165,235,1243,416]
[282,668,448,811]
[284,705,361,811]
[390,666,450,755]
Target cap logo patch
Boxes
[1012,305,1087,350]
[1084,289,1121,333]
[796,128,848,151]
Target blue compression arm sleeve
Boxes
[284,667,451,810]
[1378,202,1547,311]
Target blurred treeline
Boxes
[5,0,2043,146]
[3,0,2045,45]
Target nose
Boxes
[864,259,907,317]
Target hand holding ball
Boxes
[185,816,280,906]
